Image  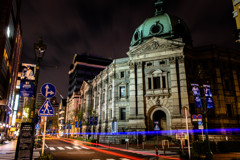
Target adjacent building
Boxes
[65,54,112,136]
[58,99,67,137]
[232,0,240,42]
[0,0,22,139]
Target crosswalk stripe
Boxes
[49,147,56,150]
[66,146,73,150]
[73,146,81,149]
[79,145,89,149]
[57,147,65,150]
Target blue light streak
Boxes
[46,128,240,136]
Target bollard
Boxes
[163,145,165,155]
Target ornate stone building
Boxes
[67,0,240,141]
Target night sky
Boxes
[20,0,238,100]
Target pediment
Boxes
[127,37,185,60]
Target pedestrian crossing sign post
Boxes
[39,82,56,155]
[35,123,40,130]
[39,99,54,117]
[154,123,160,145]
[154,124,160,131]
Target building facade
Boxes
[232,0,240,42]
[66,54,112,136]
[58,99,66,137]
[0,0,22,139]
[67,0,240,142]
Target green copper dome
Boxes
[130,0,192,47]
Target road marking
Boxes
[49,147,55,150]
[45,144,48,148]
[66,146,73,150]
[57,147,65,150]
[73,146,81,150]
[79,145,89,149]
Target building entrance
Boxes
[153,110,167,130]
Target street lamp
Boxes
[32,37,47,122]
[17,112,21,119]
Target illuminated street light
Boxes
[17,112,21,119]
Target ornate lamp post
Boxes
[32,37,47,122]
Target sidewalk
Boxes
[0,140,40,160]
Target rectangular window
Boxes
[227,104,233,118]
[120,86,126,98]
[159,60,165,65]
[120,71,125,78]
[148,78,152,89]
[153,77,160,89]
[102,93,105,103]
[109,89,112,100]
[120,108,126,120]
[109,109,112,119]
[162,76,166,88]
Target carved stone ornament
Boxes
[129,61,135,69]
[169,57,176,64]
[136,61,142,68]
[156,97,160,106]
[177,56,184,63]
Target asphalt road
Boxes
[44,137,170,160]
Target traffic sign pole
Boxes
[42,116,47,155]
[184,107,191,160]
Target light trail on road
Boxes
[55,137,182,160]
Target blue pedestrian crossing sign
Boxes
[35,123,40,130]
[41,83,56,98]
[154,124,160,131]
[39,99,54,116]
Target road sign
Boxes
[35,123,40,130]
[154,121,159,124]
[154,124,160,131]
[197,114,202,121]
[176,133,187,139]
[39,99,54,116]
[198,121,203,126]
[192,114,198,121]
[41,83,56,98]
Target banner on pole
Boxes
[203,85,214,109]
[78,121,82,128]
[191,84,202,108]
[75,121,78,128]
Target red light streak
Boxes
[58,138,182,160]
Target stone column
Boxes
[128,61,137,119]
[169,57,180,116]
[177,56,189,109]
[136,61,145,119]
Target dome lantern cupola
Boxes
[155,0,165,16]
[130,0,192,48]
